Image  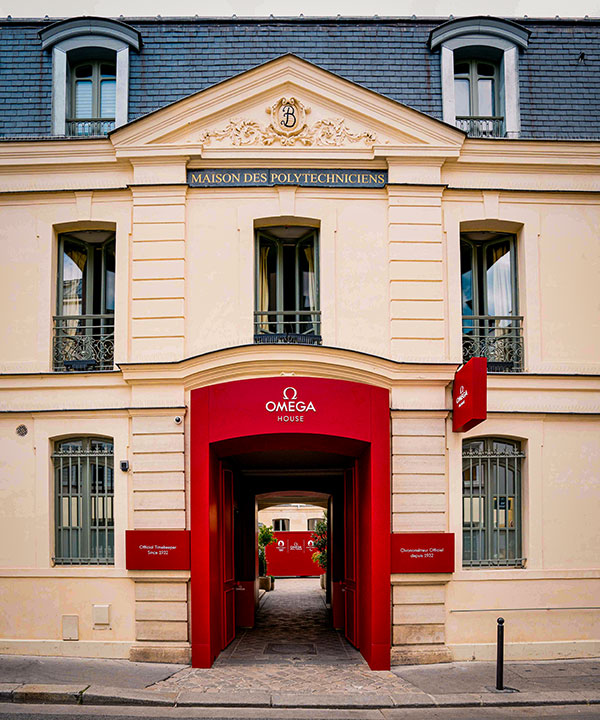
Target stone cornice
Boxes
[118,344,459,388]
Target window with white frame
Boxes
[39,17,141,136]
[429,16,530,138]
[462,437,524,567]
[307,517,323,531]
[53,437,114,565]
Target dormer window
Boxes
[430,16,530,139]
[39,17,141,137]
[69,61,116,136]
[454,59,502,137]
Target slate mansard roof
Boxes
[0,15,599,140]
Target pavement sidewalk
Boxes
[0,655,598,710]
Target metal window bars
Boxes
[462,315,524,372]
[455,116,504,138]
[53,314,114,371]
[462,444,525,568]
[66,119,115,136]
[53,441,114,565]
[254,310,322,345]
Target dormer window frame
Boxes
[39,17,141,137]
[430,17,530,139]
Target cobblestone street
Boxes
[151,578,416,694]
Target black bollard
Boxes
[496,617,505,690]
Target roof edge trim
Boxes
[39,15,141,51]
[429,16,530,50]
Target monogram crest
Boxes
[267,97,310,137]
[197,97,379,148]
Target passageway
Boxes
[215,578,361,666]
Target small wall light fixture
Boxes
[120,460,130,472]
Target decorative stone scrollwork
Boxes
[198,97,378,147]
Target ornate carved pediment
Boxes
[197,97,378,148]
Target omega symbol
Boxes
[283,387,298,400]
[281,104,297,128]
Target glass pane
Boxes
[485,241,512,316]
[454,62,469,75]
[478,63,495,77]
[477,78,494,116]
[461,243,474,318]
[62,241,87,316]
[300,241,316,311]
[454,78,471,116]
[100,79,116,118]
[75,65,93,78]
[105,243,115,312]
[75,80,93,118]
[463,529,484,563]
[100,64,116,77]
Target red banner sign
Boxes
[265,531,324,577]
[391,533,455,573]
[452,357,487,433]
[126,530,190,570]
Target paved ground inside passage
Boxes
[151,577,415,694]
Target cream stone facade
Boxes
[0,46,599,667]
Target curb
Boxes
[0,684,598,709]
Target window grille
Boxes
[272,518,290,532]
[462,438,525,567]
[53,437,114,565]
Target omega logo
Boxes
[456,384,469,408]
[265,386,316,422]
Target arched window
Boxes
[54,230,115,371]
[454,58,502,137]
[272,518,290,532]
[39,17,141,136]
[53,436,114,565]
[430,16,530,138]
[462,437,524,567]
[461,231,523,372]
[255,226,320,344]
[70,60,116,136]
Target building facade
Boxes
[0,14,599,668]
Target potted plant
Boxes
[258,524,276,591]
[311,514,328,588]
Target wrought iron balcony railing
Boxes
[254,310,322,345]
[456,116,504,138]
[462,315,523,372]
[66,118,115,137]
[53,314,114,371]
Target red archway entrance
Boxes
[190,377,390,670]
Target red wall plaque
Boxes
[452,357,487,433]
[126,530,190,570]
[265,531,325,577]
[391,533,455,573]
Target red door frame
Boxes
[190,377,390,670]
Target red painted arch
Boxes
[190,377,391,670]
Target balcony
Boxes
[462,315,523,372]
[66,119,115,137]
[254,310,322,346]
[456,116,504,138]
[53,314,114,371]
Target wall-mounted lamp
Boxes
[120,460,130,472]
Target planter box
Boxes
[259,576,272,591]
